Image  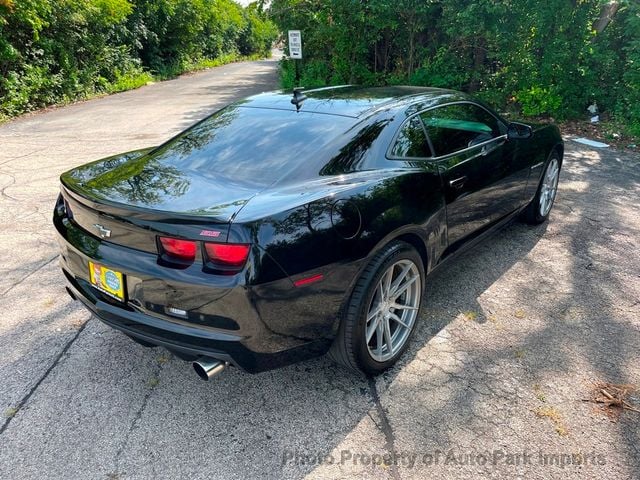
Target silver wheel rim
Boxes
[539,158,559,217]
[365,259,421,362]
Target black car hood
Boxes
[61,147,261,222]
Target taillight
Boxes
[204,243,250,268]
[159,237,197,262]
[158,237,250,272]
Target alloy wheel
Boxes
[365,259,421,362]
[539,158,560,217]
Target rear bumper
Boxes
[54,213,340,373]
[64,278,239,365]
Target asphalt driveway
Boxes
[0,55,638,479]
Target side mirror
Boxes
[507,122,533,140]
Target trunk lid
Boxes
[59,148,255,252]
[61,148,259,222]
[60,185,232,253]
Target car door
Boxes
[419,102,517,247]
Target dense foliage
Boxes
[270,0,640,136]
[0,0,277,119]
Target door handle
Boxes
[449,176,467,189]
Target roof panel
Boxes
[237,86,467,118]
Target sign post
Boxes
[288,30,302,86]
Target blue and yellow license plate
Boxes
[89,262,125,302]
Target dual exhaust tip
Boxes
[192,357,228,381]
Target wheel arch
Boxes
[394,232,429,274]
[347,227,431,298]
[552,142,564,166]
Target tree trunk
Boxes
[374,41,378,73]
[594,1,621,34]
[408,32,415,78]
[469,39,486,92]
[382,32,391,73]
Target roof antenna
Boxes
[291,87,306,112]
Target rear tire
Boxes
[329,241,425,375]
[523,151,561,225]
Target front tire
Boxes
[329,241,425,375]
[523,151,561,224]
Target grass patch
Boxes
[4,407,18,418]
[156,52,269,80]
[42,297,55,309]
[106,71,154,94]
[462,310,478,322]
[191,54,241,70]
[533,384,546,403]
[535,406,568,436]
[157,354,170,365]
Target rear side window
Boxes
[390,116,431,158]
[420,104,501,157]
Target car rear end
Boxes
[53,183,313,373]
[53,100,368,374]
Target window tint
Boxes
[390,116,430,158]
[151,107,354,187]
[420,104,501,157]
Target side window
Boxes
[420,104,502,157]
[390,116,431,158]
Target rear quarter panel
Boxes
[222,110,449,345]
[227,166,445,344]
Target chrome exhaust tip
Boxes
[192,358,227,381]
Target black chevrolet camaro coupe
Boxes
[54,86,563,379]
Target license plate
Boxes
[89,262,125,302]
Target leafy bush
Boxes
[515,87,564,117]
[238,4,279,57]
[270,0,640,135]
[0,0,278,119]
[106,67,153,93]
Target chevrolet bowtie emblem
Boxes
[93,224,112,239]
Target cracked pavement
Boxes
[0,53,639,479]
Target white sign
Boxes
[288,30,302,59]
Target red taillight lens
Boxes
[159,237,197,262]
[204,243,250,267]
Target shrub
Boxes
[515,86,563,117]
[0,0,278,119]
[270,0,640,136]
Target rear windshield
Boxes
[151,106,355,187]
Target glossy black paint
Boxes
[54,86,563,373]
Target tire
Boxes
[329,241,425,375]
[523,151,561,225]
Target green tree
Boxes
[270,0,638,134]
[0,0,277,119]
